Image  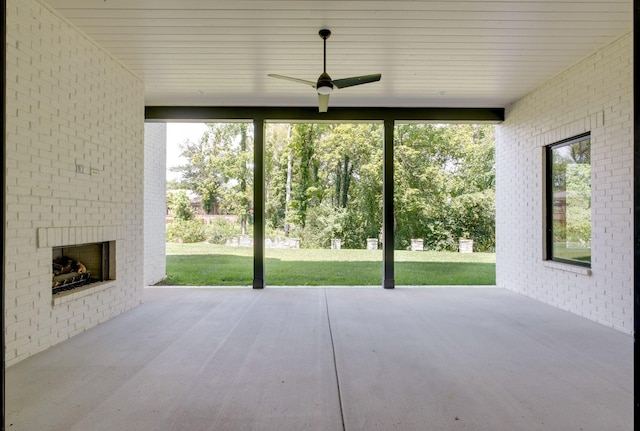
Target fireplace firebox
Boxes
[52,241,114,295]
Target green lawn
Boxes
[161,243,495,286]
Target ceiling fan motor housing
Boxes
[316,72,333,94]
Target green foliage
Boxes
[564,163,591,245]
[289,203,348,248]
[264,123,384,249]
[264,124,293,232]
[206,217,241,245]
[287,124,326,227]
[168,190,194,221]
[166,219,206,243]
[448,190,496,252]
[394,124,495,251]
[170,123,253,224]
[171,122,496,252]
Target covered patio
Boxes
[6,287,633,430]
[3,0,636,430]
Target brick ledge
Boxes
[37,226,124,248]
[542,260,592,276]
[52,280,117,306]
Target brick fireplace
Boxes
[4,0,145,366]
[38,226,123,303]
[52,241,115,295]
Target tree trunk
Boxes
[334,166,342,208]
[240,124,248,235]
[341,157,351,208]
[284,125,292,236]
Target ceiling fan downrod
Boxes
[316,29,334,94]
[319,29,331,73]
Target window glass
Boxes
[547,134,591,266]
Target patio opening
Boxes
[393,123,496,286]
[162,119,496,287]
[263,122,383,286]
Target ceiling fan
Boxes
[268,29,381,113]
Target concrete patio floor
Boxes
[5,287,634,431]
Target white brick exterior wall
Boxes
[144,123,167,285]
[5,0,145,365]
[496,33,633,334]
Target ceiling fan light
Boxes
[317,85,333,95]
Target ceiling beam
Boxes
[145,106,504,122]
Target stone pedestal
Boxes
[367,238,378,250]
[410,238,423,251]
[331,239,341,249]
[459,238,473,253]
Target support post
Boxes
[253,119,265,288]
[633,0,639,397]
[383,120,395,288]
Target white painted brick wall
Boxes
[5,0,145,366]
[144,123,167,285]
[496,32,633,334]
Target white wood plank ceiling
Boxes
[43,0,632,109]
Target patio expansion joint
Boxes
[324,289,347,431]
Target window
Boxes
[546,133,591,266]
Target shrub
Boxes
[289,204,348,249]
[166,219,206,243]
[448,190,495,252]
[206,218,240,245]
[168,190,194,221]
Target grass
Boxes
[161,243,495,286]
[552,242,591,264]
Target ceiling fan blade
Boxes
[269,31,378,112]
[332,74,381,89]
[268,74,316,88]
[318,93,330,113]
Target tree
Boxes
[562,163,591,246]
[216,123,253,234]
[394,124,453,249]
[264,124,291,233]
[264,123,383,248]
[320,124,383,248]
[287,124,326,228]
[171,123,253,230]
[170,121,496,251]
[394,124,496,251]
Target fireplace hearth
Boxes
[52,271,97,295]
